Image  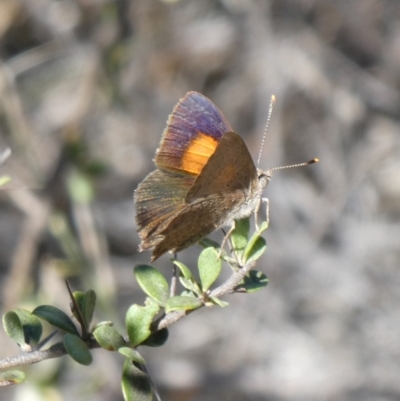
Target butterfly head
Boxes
[257,168,272,190]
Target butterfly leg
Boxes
[217,221,236,259]
[253,198,261,231]
[254,197,269,231]
[262,197,270,226]
[170,253,178,296]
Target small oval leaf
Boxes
[210,297,229,307]
[126,302,159,347]
[63,333,93,365]
[3,312,25,346]
[32,305,79,335]
[198,247,221,292]
[72,290,96,330]
[244,236,266,263]
[82,290,96,328]
[199,238,220,249]
[237,270,268,293]
[179,277,201,295]
[14,309,42,345]
[165,296,202,313]
[0,370,26,386]
[173,260,193,280]
[93,325,125,351]
[72,291,85,321]
[231,218,250,255]
[134,265,169,306]
[141,328,169,347]
[258,220,269,233]
[118,347,146,365]
[121,359,152,401]
[92,320,113,331]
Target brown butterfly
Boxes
[134,92,317,261]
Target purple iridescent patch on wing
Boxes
[155,92,233,175]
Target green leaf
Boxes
[32,305,79,335]
[63,333,93,365]
[3,312,25,346]
[141,328,169,347]
[181,289,195,296]
[134,265,169,306]
[173,260,193,280]
[93,325,125,351]
[73,291,85,316]
[119,347,146,365]
[199,238,220,249]
[231,218,250,256]
[179,277,201,295]
[0,370,26,386]
[165,296,202,313]
[92,320,113,331]
[237,270,268,293]
[121,359,152,401]
[198,247,221,292]
[210,297,229,307]
[71,291,87,329]
[81,290,96,329]
[243,236,266,263]
[3,310,42,348]
[15,309,42,345]
[258,220,269,232]
[126,302,159,347]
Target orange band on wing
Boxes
[180,132,219,175]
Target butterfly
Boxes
[134,92,317,261]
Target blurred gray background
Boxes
[1,0,400,400]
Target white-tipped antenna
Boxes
[257,95,276,167]
[269,158,320,173]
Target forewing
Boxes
[155,92,232,176]
[186,132,258,202]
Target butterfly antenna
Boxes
[270,158,320,173]
[257,95,276,167]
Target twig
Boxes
[0,343,67,370]
[151,259,256,331]
[0,259,256,370]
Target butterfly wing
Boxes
[134,170,195,251]
[186,131,258,201]
[150,193,243,261]
[136,92,233,256]
[155,92,233,176]
[149,132,258,261]
[135,93,258,260]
